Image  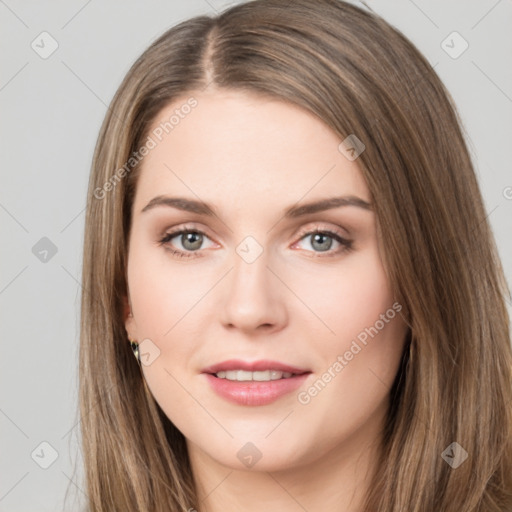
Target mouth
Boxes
[201,359,312,406]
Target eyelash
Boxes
[157,223,353,260]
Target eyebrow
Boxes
[140,195,372,218]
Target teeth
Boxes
[215,370,294,381]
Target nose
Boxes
[220,245,288,335]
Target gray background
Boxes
[1,0,511,510]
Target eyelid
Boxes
[161,222,213,239]
[293,222,350,241]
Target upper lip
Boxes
[202,359,311,375]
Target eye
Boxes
[158,225,215,259]
[292,227,353,257]
[157,224,353,259]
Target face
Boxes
[124,89,408,473]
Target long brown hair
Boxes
[75,0,512,510]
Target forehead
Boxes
[133,89,370,211]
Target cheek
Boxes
[126,243,209,422]
[291,250,406,449]
[292,246,395,343]
[127,239,206,339]
[293,245,406,398]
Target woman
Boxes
[78,0,512,510]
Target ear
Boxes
[123,295,138,341]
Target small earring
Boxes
[129,340,141,364]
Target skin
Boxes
[124,89,408,511]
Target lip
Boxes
[203,373,310,406]
[201,359,310,374]
[201,359,312,406]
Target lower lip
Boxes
[203,373,311,406]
